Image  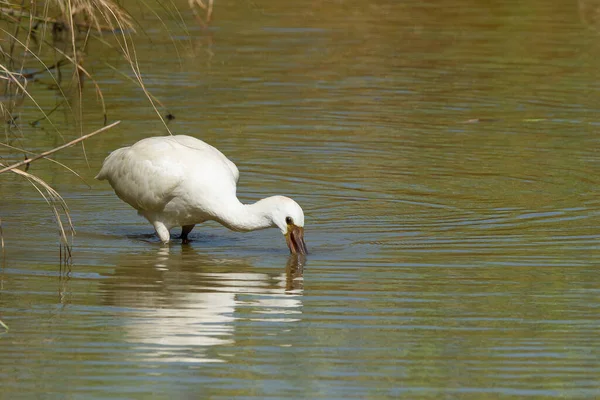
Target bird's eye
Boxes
[285,216,293,225]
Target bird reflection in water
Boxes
[284,254,305,292]
[153,246,170,270]
[102,247,305,363]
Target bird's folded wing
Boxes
[97,147,185,212]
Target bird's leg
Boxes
[181,224,195,244]
[152,221,171,244]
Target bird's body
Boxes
[96,135,307,253]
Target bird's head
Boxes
[268,196,307,255]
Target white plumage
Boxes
[96,135,307,254]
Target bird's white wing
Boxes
[172,135,240,183]
[96,144,185,212]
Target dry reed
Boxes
[0,121,120,254]
[1,0,213,258]
[0,0,184,254]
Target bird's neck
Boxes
[214,197,275,232]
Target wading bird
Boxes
[96,135,307,254]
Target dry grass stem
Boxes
[0,121,120,253]
[189,0,213,25]
[0,64,65,139]
[49,0,135,33]
[0,0,196,254]
[0,216,5,254]
[1,162,74,248]
[102,7,173,135]
[0,120,120,174]
[0,140,91,187]
[50,44,107,123]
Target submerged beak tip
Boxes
[286,225,307,255]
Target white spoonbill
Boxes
[96,135,307,254]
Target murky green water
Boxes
[2,0,600,398]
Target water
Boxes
[1,0,600,398]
